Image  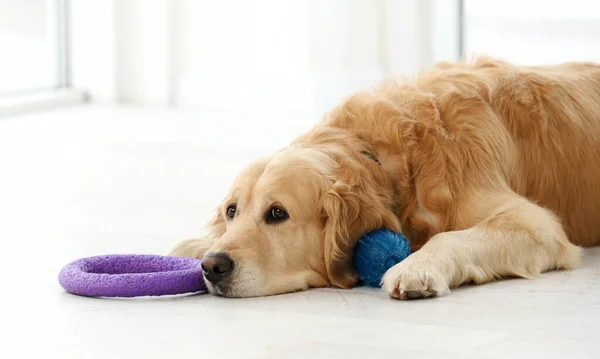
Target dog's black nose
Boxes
[201,253,234,284]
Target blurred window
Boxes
[0,0,68,96]
[463,0,600,65]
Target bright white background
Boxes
[0,0,56,95]
[464,0,600,66]
[67,0,461,116]
[3,1,600,117]
[2,3,600,358]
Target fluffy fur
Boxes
[170,56,600,299]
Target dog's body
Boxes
[171,57,600,299]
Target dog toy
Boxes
[58,229,410,297]
[58,254,206,297]
[353,229,411,287]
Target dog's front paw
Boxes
[381,257,451,300]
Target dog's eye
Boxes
[266,207,288,223]
[226,205,237,219]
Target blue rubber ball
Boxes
[353,229,411,287]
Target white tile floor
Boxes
[1,105,599,359]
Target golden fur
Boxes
[171,56,600,299]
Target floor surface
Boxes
[1,105,599,359]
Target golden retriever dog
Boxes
[170,56,600,299]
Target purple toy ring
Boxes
[58,254,206,297]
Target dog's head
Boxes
[201,134,401,297]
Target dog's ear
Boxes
[322,181,360,288]
[322,177,400,289]
[169,207,226,258]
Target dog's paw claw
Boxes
[382,260,450,300]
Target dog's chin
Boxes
[203,264,271,298]
[203,270,315,298]
[206,281,314,299]
[204,278,229,297]
[203,275,261,298]
[205,282,227,297]
[208,283,273,298]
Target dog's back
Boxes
[417,57,600,246]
